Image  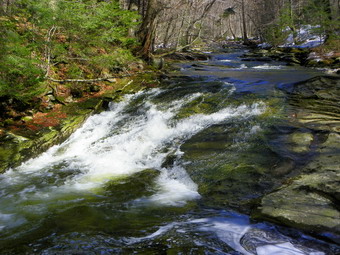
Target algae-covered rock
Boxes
[257,76,340,239]
[176,95,218,119]
[180,121,288,212]
[200,164,269,209]
[104,169,160,201]
[288,131,314,153]
[0,133,33,172]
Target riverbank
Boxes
[240,44,340,73]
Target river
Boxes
[0,49,339,254]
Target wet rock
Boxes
[255,76,340,239]
[200,164,271,210]
[288,131,313,153]
[241,57,273,62]
[272,157,296,177]
[0,133,33,172]
[255,179,340,238]
[180,122,285,213]
[175,95,218,119]
[284,76,340,132]
[104,169,160,201]
[254,132,340,242]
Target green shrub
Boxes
[0,19,44,101]
[90,48,136,71]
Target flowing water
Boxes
[0,50,339,254]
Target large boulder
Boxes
[254,133,340,243]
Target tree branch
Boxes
[47,77,118,83]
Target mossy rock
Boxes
[104,169,160,201]
[176,95,218,119]
[0,97,105,173]
[0,133,33,173]
[180,122,287,212]
[200,164,269,210]
[288,131,314,153]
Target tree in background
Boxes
[302,0,339,41]
[222,7,236,40]
[136,0,164,59]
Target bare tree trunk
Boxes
[137,0,160,60]
[228,18,236,39]
[176,4,190,50]
[163,17,175,48]
[241,0,249,44]
[2,0,15,14]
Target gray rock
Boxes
[254,132,340,242]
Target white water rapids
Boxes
[0,88,265,232]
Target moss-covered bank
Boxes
[0,73,160,174]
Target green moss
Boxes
[104,169,160,201]
[288,131,313,153]
[176,96,216,119]
[0,147,14,172]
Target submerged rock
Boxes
[104,169,160,201]
[180,121,288,213]
[288,131,314,153]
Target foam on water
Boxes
[148,165,200,206]
[121,211,326,254]
[253,64,284,70]
[256,242,324,255]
